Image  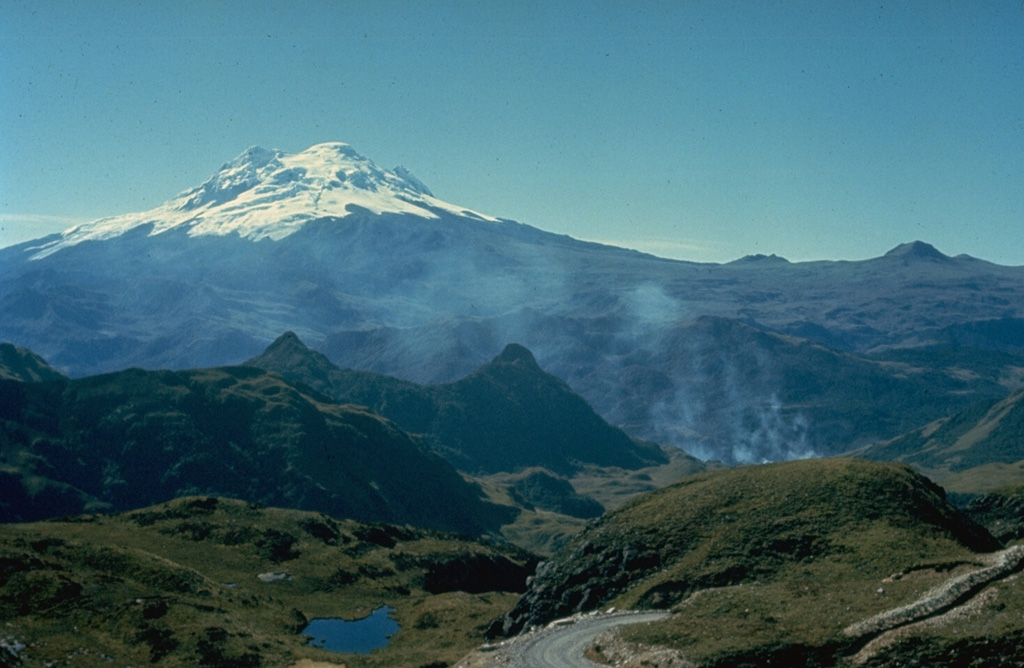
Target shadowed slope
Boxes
[0,343,67,382]
[0,364,512,534]
[247,333,667,474]
[859,387,1024,493]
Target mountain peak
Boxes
[263,330,310,354]
[244,331,342,393]
[0,343,67,382]
[492,343,540,368]
[728,253,790,265]
[29,142,496,260]
[883,241,952,262]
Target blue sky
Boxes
[2,1,1022,264]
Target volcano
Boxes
[3,142,1024,462]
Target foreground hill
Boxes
[495,459,1021,666]
[246,332,668,474]
[0,365,511,534]
[858,387,1024,493]
[0,497,534,668]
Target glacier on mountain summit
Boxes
[28,142,497,260]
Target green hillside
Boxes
[0,497,534,668]
[498,459,1020,666]
[246,333,668,475]
[859,388,1024,493]
[0,365,512,534]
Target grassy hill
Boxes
[497,458,1019,666]
[0,497,535,668]
[0,365,512,534]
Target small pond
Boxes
[301,605,400,654]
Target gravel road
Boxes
[455,611,672,668]
[456,546,1024,668]
[518,612,670,667]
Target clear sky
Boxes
[2,1,1023,264]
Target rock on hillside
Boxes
[965,485,1024,543]
[495,459,998,637]
[0,365,512,534]
[247,333,667,474]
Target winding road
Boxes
[457,546,1024,668]
[507,612,671,668]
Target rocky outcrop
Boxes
[492,535,667,637]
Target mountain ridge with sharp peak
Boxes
[246,332,669,474]
[0,342,67,382]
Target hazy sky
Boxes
[2,1,1022,264]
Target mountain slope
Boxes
[0,365,512,534]
[0,343,66,382]
[247,332,667,474]
[858,387,1024,493]
[495,459,1013,666]
[321,316,1019,463]
[4,143,1024,464]
[28,142,497,258]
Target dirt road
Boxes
[454,611,671,668]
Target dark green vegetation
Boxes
[0,364,512,534]
[0,343,66,383]
[0,497,534,668]
[498,459,1024,666]
[858,387,1024,493]
[246,333,667,475]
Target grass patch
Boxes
[0,496,535,667]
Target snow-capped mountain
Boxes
[30,143,498,259]
[3,142,1024,463]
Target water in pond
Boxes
[301,605,400,654]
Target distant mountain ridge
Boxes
[246,332,667,474]
[3,142,1024,462]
